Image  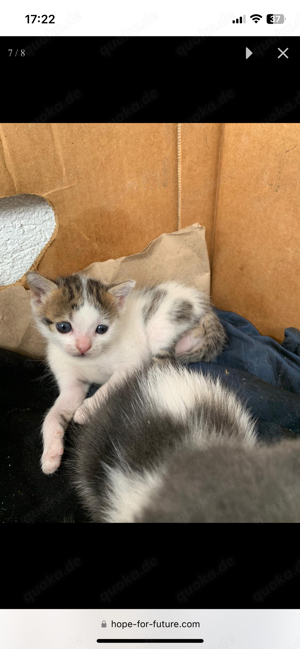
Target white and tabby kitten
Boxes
[26,272,225,474]
[71,362,300,523]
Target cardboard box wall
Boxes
[0,122,299,345]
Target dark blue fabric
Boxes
[190,310,300,443]
[282,327,300,357]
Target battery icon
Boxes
[266,14,285,23]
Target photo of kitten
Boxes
[26,271,226,475]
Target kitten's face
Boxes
[26,272,135,359]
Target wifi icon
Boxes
[250,13,263,22]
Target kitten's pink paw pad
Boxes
[41,440,64,474]
[175,332,204,355]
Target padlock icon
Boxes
[101,621,107,628]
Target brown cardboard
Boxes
[1,123,300,342]
[211,124,300,340]
[180,124,223,261]
[0,123,178,285]
[0,224,209,358]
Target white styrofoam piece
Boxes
[0,194,56,286]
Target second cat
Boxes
[71,361,300,523]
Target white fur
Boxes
[102,463,165,523]
[144,365,256,448]
[144,364,199,419]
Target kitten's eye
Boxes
[56,322,72,333]
[96,324,108,334]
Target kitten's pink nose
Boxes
[76,336,91,354]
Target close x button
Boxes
[278,47,289,58]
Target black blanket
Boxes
[1,309,300,523]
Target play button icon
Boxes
[246,47,253,59]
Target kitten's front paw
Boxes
[41,437,64,474]
[73,400,93,424]
[74,390,107,424]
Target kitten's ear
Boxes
[108,280,136,309]
[26,272,57,306]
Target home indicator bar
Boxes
[97,641,204,644]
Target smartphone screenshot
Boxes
[1,1,300,644]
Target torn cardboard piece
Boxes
[0,224,210,359]
[81,223,210,288]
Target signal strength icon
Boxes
[232,15,246,23]
[250,14,263,22]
